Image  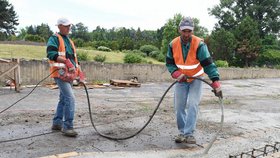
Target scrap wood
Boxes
[39,152,79,158]
[110,79,141,87]
[86,84,107,89]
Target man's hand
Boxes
[171,70,186,82]
[65,59,75,72]
[211,81,222,98]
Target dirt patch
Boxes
[0,79,280,158]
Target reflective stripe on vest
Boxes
[193,68,204,77]
[172,35,204,81]
[49,63,66,68]
[58,52,66,56]
[48,33,78,78]
[176,63,200,70]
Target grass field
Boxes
[0,44,164,64]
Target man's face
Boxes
[58,24,71,35]
[180,29,193,42]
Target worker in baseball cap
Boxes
[56,17,72,26]
[47,17,85,137]
[165,16,222,144]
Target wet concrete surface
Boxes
[0,78,280,158]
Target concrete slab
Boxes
[1,78,280,158]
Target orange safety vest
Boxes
[49,33,80,78]
[172,35,204,82]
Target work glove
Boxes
[171,70,186,82]
[211,81,223,98]
[65,59,75,72]
[78,71,85,83]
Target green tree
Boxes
[135,27,143,41]
[116,27,130,39]
[209,0,280,38]
[17,28,27,39]
[26,25,36,35]
[0,0,19,37]
[209,28,237,62]
[71,22,91,42]
[155,27,164,48]
[91,26,107,41]
[36,23,53,42]
[261,35,280,50]
[119,37,134,50]
[235,16,261,67]
[161,14,183,55]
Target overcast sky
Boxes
[8,0,220,32]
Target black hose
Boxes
[81,76,224,152]
[81,81,177,140]
[0,73,223,154]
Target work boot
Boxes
[175,134,186,143]
[61,128,78,137]
[184,135,196,144]
[51,124,62,131]
[174,134,196,144]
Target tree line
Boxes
[1,0,280,68]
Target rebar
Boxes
[229,142,280,158]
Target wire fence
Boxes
[229,142,280,158]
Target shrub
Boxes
[257,49,280,67]
[73,38,85,47]
[275,65,280,69]
[94,54,106,62]
[139,45,159,56]
[150,50,161,58]
[77,51,90,61]
[8,35,18,41]
[24,34,45,42]
[156,53,165,62]
[83,41,97,49]
[97,46,111,52]
[215,60,229,67]
[124,53,143,63]
[0,32,7,40]
[123,49,146,57]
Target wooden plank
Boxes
[0,64,18,78]
[39,152,79,158]
[14,58,20,92]
[56,152,79,157]
[0,59,20,92]
[86,85,107,89]
[110,79,141,87]
[0,58,11,63]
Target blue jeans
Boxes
[174,79,202,136]
[53,78,75,130]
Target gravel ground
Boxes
[0,78,280,158]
